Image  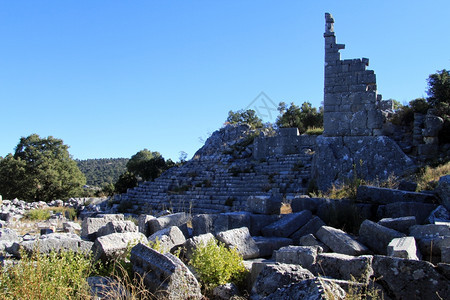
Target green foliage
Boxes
[189,239,247,291]
[390,98,429,126]
[114,171,138,194]
[427,69,450,144]
[416,161,450,192]
[76,158,128,187]
[0,249,92,299]
[0,134,86,202]
[226,109,263,129]
[276,102,323,133]
[25,209,51,221]
[305,126,324,135]
[24,207,77,221]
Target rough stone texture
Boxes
[409,224,450,262]
[249,214,281,236]
[377,216,416,234]
[377,202,437,224]
[312,136,416,191]
[0,228,21,255]
[250,263,315,299]
[214,212,252,234]
[290,197,326,214]
[299,234,330,252]
[315,253,373,283]
[274,245,321,270]
[359,220,405,255]
[183,232,215,260]
[253,236,293,258]
[246,195,281,215]
[137,214,155,236]
[21,233,93,256]
[94,232,146,261]
[291,216,326,241]
[192,213,217,236]
[316,226,368,256]
[261,210,312,238]
[372,255,450,300]
[148,212,189,235]
[263,278,346,300]
[216,227,259,259]
[81,214,124,241]
[387,237,421,260]
[428,205,450,224]
[213,283,240,300]
[148,226,186,254]
[62,221,82,233]
[130,243,202,300]
[436,175,450,211]
[97,220,137,237]
[357,185,436,205]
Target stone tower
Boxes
[323,13,383,137]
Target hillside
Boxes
[76,158,128,187]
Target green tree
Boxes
[427,69,450,144]
[0,134,86,202]
[114,171,138,194]
[126,149,167,181]
[226,109,263,129]
[276,102,323,133]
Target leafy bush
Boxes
[189,239,247,291]
[0,250,92,299]
[25,209,52,220]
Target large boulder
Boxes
[372,255,450,299]
[359,220,405,255]
[148,212,189,235]
[253,236,293,258]
[274,246,321,270]
[436,175,450,211]
[216,227,259,259]
[148,226,186,254]
[21,233,93,256]
[261,210,312,238]
[81,214,124,241]
[377,202,437,224]
[357,185,436,204]
[262,278,346,300]
[316,226,368,256]
[94,232,146,261]
[315,253,373,283]
[130,243,202,299]
[97,220,137,237]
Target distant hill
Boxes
[76,158,129,187]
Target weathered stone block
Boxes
[81,214,124,241]
[183,233,215,260]
[138,214,155,236]
[357,185,436,204]
[148,226,186,254]
[316,226,368,256]
[21,233,94,256]
[94,232,146,261]
[97,220,137,237]
[216,227,259,259]
[359,220,405,255]
[261,210,312,238]
[148,212,189,235]
[192,214,216,236]
[377,216,416,234]
[249,214,280,236]
[436,175,450,211]
[377,202,437,224]
[298,233,330,252]
[428,205,450,224]
[274,246,321,270]
[387,237,420,260]
[252,236,292,258]
[291,216,326,241]
[315,253,373,283]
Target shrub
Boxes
[305,126,324,135]
[0,249,92,299]
[189,239,247,291]
[25,209,52,220]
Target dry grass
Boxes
[416,161,450,191]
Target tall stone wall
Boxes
[323,13,383,137]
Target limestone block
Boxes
[252,236,293,258]
[274,246,321,270]
[262,278,346,300]
[290,197,326,213]
[357,185,436,205]
[94,232,146,261]
[183,232,215,260]
[409,224,450,262]
[138,214,155,236]
[315,253,373,283]
[216,227,259,259]
[97,220,137,237]
[21,233,94,256]
[387,237,420,260]
[63,221,82,233]
[261,210,312,238]
[377,216,416,234]
[436,175,450,211]
[359,220,405,255]
[148,226,186,254]
[298,234,330,252]
[372,255,450,300]
[246,195,281,215]
[377,202,437,224]
[192,213,217,236]
[214,212,251,234]
[249,214,280,236]
[213,283,240,300]
[81,214,124,241]
[148,212,189,235]
[290,216,326,241]
[428,205,450,224]
[130,243,202,299]
[316,226,368,256]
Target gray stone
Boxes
[81,214,124,241]
[377,216,416,234]
[436,175,450,211]
[263,278,346,300]
[274,246,321,270]
[357,185,436,204]
[249,214,281,236]
[290,197,326,214]
[359,220,405,255]
[299,234,330,252]
[291,216,326,241]
[148,212,189,235]
[137,214,155,236]
[398,180,418,192]
[216,227,259,259]
[316,226,368,256]
[94,232,146,261]
[192,213,217,236]
[21,233,93,256]
[253,236,293,258]
[183,232,215,260]
[409,224,450,238]
[213,283,240,300]
[250,263,315,299]
[261,210,312,237]
[63,221,82,233]
[0,228,20,243]
[428,205,450,224]
[372,255,450,300]
[377,202,437,224]
[315,253,373,283]
[130,243,202,299]
[387,237,420,260]
[214,212,252,234]
[247,195,281,215]
[148,226,186,254]
[97,220,137,237]
[409,224,450,262]
[87,276,129,299]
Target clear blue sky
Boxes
[1,1,449,161]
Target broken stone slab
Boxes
[250,263,315,300]
[377,202,437,225]
[428,205,450,224]
[377,216,416,234]
[249,214,281,236]
[94,232,147,261]
[315,253,373,283]
[436,175,450,211]
[387,237,421,260]
[357,185,436,204]
[262,278,346,300]
[21,233,94,256]
[81,214,125,241]
[216,227,259,259]
[183,232,215,260]
[97,220,137,237]
[246,195,282,215]
[137,214,155,236]
[316,226,368,256]
[299,234,330,252]
[409,224,450,262]
[148,212,189,235]
[290,216,326,241]
[289,196,327,214]
[148,226,186,254]
[372,255,450,300]
[359,220,405,255]
[63,221,82,233]
[214,212,252,234]
[261,210,312,238]
[274,246,321,270]
[252,236,292,258]
[191,213,217,236]
[213,283,240,300]
[130,243,202,299]
[409,224,450,238]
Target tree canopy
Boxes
[226,109,263,129]
[276,102,323,133]
[0,134,86,202]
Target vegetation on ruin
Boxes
[276,101,323,134]
[415,160,450,192]
[226,109,264,129]
[76,158,128,187]
[24,207,77,221]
